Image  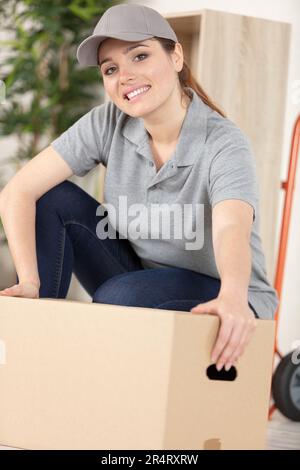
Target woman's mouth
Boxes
[125,86,151,103]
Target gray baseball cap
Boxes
[76,3,178,67]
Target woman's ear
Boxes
[172,42,184,73]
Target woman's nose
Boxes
[119,64,137,82]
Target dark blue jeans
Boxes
[31,180,258,317]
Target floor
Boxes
[267,409,300,449]
[0,410,299,450]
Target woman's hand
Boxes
[0,281,40,299]
[190,294,257,371]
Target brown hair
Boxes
[154,37,226,118]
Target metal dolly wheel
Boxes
[272,351,300,421]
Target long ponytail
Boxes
[155,37,226,118]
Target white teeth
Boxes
[127,86,150,100]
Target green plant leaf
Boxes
[0,0,115,176]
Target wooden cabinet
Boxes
[99,9,291,281]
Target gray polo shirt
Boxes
[51,86,279,319]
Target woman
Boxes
[0,4,278,372]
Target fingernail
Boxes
[216,363,223,371]
[225,363,231,371]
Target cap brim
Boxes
[76,32,154,67]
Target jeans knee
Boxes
[92,283,120,305]
[36,180,76,213]
[92,272,144,306]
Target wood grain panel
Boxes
[196,9,291,279]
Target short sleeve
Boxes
[50,100,120,177]
[208,135,259,222]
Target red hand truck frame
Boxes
[269,115,300,420]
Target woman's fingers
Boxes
[216,317,257,370]
[211,314,235,368]
[225,318,257,369]
[0,282,39,299]
[220,320,247,371]
[0,284,19,295]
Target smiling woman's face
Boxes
[98,37,184,117]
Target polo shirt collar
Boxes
[122,86,208,167]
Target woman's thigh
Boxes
[92,267,259,317]
[92,267,221,309]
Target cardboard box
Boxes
[0,296,275,450]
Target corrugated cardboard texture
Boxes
[0,296,275,449]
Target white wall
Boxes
[128,0,300,354]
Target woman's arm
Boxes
[0,192,41,291]
[0,145,73,298]
[213,199,252,301]
[191,199,257,371]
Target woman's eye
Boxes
[134,53,148,61]
[104,67,115,76]
[104,53,148,76]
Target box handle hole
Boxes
[206,364,237,381]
